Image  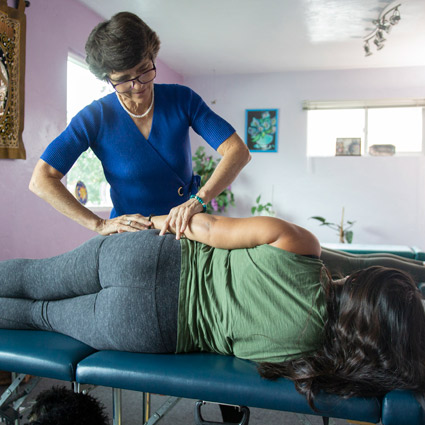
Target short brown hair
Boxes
[85,12,160,81]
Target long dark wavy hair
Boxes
[258,266,425,409]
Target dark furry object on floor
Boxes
[26,386,109,425]
[0,371,11,386]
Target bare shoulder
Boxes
[268,218,321,257]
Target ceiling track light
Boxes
[363,3,401,56]
[364,40,373,56]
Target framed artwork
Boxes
[245,109,278,152]
[335,138,361,156]
[0,0,27,159]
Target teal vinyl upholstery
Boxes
[382,390,425,425]
[76,351,382,423]
[0,329,95,381]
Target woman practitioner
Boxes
[1,214,425,408]
[29,12,250,238]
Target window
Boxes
[66,54,113,208]
[368,107,422,153]
[305,100,425,157]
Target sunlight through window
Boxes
[66,54,113,208]
[307,105,424,157]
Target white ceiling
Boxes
[78,0,425,77]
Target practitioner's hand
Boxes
[160,198,204,239]
[95,214,152,236]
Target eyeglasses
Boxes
[109,63,156,93]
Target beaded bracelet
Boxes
[190,195,207,212]
[148,214,154,228]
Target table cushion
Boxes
[382,390,425,425]
[0,330,96,381]
[76,351,381,422]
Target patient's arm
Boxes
[152,214,320,256]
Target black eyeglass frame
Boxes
[109,62,156,93]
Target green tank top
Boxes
[176,240,328,363]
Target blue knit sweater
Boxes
[41,84,235,217]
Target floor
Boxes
[0,376,375,425]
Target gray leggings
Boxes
[0,230,181,353]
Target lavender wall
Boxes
[0,0,183,260]
[186,67,425,247]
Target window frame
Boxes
[303,99,425,157]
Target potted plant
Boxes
[310,207,355,243]
[251,195,275,216]
[192,146,235,214]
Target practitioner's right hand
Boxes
[95,214,152,235]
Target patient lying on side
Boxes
[1,213,424,408]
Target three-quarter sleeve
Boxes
[40,100,102,175]
[186,88,235,150]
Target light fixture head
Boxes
[389,7,401,25]
[375,30,386,42]
[374,37,385,50]
[364,41,372,56]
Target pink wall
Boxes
[0,0,183,260]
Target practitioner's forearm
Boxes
[29,159,104,232]
[197,134,250,204]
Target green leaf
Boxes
[310,216,326,223]
[256,195,261,204]
[345,231,354,244]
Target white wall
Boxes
[185,66,425,247]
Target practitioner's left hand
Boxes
[160,198,204,239]
[96,214,152,235]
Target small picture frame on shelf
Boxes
[335,138,361,156]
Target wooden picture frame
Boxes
[0,0,26,159]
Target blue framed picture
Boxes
[245,109,278,152]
